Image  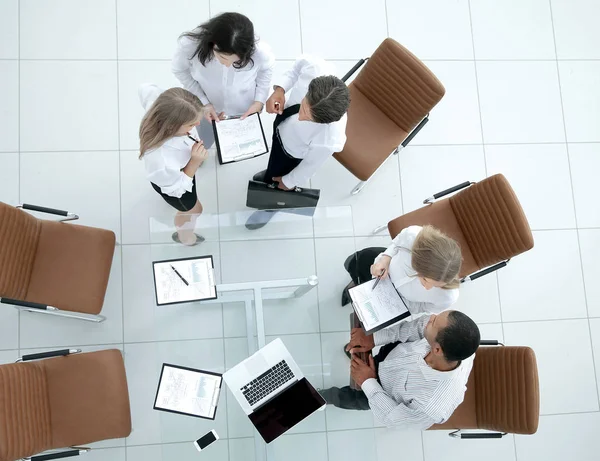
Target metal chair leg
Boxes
[350,180,367,195]
[372,224,387,234]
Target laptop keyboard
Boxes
[241,360,294,406]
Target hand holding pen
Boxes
[371,269,386,290]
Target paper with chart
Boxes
[214,113,268,163]
[349,277,409,332]
[155,365,222,419]
[153,257,216,305]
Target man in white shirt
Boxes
[245,55,350,230]
[319,310,480,429]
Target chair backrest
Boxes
[449,174,534,270]
[0,362,52,461]
[474,346,539,434]
[352,38,445,133]
[0,203,41,300]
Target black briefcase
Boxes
[246,180,320,211]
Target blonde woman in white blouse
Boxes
[172,12,275,147]
[342,225,462,315]
[139,84,208,246]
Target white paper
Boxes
[154,257,216,305]
[156,366,222,418]
[349,277,409,331]
[215,113,267,162]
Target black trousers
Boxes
[263,129,302,183]
[344,247,387,285]
[320,341,401,410]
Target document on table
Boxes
[153,364,223,419]
[349,277,411,334]
[153,256,217,305]
[213,112,269,164]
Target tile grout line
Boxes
[420,431,426,461]
[297,0,304,54]
[548,0,600,410]
[383,0,390,37]
[114,0,127,456]
[17,0,21,357]
[5,57,600,62]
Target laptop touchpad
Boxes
[244,354,270,376]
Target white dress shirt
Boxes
[275,55,348,188]
[361,315,474,429]
[374,225,459,315]
[139,84,197,198]
[172,37,275,116]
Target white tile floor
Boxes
[1,1,599,460]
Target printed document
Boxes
[349,277,409,332]
[155,365,222,419]
[214,113,268,163]
[153,257,216,305]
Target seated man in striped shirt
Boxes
[319,311,480,429]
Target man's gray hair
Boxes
[305,76,350,124]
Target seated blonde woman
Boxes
[341,225,462,315]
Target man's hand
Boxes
[240,101,264,120]
[350,354,376,387]
[266,87,285,114]
[272,176,291,191]
[204,104,226,122]
[346,327,375,353]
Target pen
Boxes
[372,269,385,290]
[170,265,189,286]
[187,134,199,143]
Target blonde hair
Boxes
[411,225,462,289]
[139,88,203,159]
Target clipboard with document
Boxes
[152,255,217,306]
[153,363,223,420]
[349,276,411,335]
[213,112,269,165]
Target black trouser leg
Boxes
[320,386,371,410]
[343,247,387,285]
[263,138,302,184]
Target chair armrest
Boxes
[401,116,430,148]
[1,297,49,310]
[18,203,79,222]
[31,448,90,461]
[423,181,473,204]
[449,430,506,439]
[479,340,505,346]
[341,58,368,82]
[461,260,509,283]
[19,349,81,362]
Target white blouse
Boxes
[275,55,348,188]
[171,36,275,116]
[139,84,196,198]
[375,225,459,315]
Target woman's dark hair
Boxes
[435,311,480,363]
[181,12,256,69]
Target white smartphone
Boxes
[193,430,219,452]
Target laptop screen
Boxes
[249,377,325,443]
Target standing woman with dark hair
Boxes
[172,12,275,147]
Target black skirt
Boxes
[151,176,198,212]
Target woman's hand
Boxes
[190,140,208,165]
[204,104,225,122]
[266,87,285,114]
[240,101,264,120]
[370,255,391,279]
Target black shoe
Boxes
[245,210,277,230]
[171,232,205,246]
[341,281,356,306]
[253,170,267,182]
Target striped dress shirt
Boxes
[361,315,474,429]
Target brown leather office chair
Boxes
[335,38,445,195]
[383,174,534,282]
[0,349,132,461]
[0,202,115,322]
[430,343,540,438]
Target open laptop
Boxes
[223,338,326,443]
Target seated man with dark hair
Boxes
[320,310,481,429]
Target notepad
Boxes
[349,277,411,334]
[153,363,222,420]
[213,113,269,164]
[152,256,217,306]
